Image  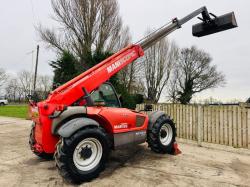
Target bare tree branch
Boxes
[140,31,179,103]
[0,68,8,88]
[168,46,226,104]
[18,70,33,98]
[38,0,129,69]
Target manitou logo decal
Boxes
[107,51,136,74]
[114,123,128,129]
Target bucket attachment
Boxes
[192,12,237,37]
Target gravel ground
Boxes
[0,116,250,187]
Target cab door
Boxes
[91,82,147,132]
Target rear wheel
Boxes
[54,127,110,184]
[29,125,54,160]
[147,115,176,154]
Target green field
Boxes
[0,105,28,119]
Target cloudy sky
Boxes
[0,0,249,102]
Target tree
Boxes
[5,73,53,103]
[18,70,33,98]
[114,29,141,94]
[0,68,7,88]
[5,78,19,102]
[39,0,146,108]
[167,71,179,103]
[247,98,250,103]
[38,0,130,71]
[141,37,179,103]
[39,75,52,93]
[37,75,53,99]
[50,51,78,89]
[118,60,139,94]
[168,46,225,104]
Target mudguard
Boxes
[57,118,99,138]
[148,111,167,130]
[51,106,87,134]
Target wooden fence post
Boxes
[197,105,203,146]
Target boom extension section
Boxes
[138,6,237,50]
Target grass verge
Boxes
[0,105,28,119]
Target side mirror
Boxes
[144,104,153,111]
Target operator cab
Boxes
[91,82,121,108]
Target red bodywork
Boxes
[31,44,148,154]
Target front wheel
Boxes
[147,115,176,154]
[54,127,110,184]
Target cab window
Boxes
[91,83,121,108]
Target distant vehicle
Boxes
[0,98,8,106]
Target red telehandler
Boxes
[29,7,237,183]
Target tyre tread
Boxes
[54,127,110,184]
[147,115,176,154]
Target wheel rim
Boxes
[159,123,173,146]
[73,138,102,171]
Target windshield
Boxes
[91,83,121,108]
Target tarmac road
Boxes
[0,116,250,187]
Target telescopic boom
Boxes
[45,6,237,107]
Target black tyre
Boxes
[0,103,4,106]
[54,127,110,184]
[147,114,176,154]
[29,125,54,160]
